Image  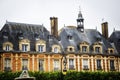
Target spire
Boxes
[78,6,83,19]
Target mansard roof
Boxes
[0,21,60,52]
[109,31,120,53]
[0,21,119,54]
[59,26,114,53]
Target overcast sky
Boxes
[0,0,120,36]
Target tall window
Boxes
[54,59,59,71]
[54,47,58,53]
[22,59,28,70]
[96,59,102,70]
[110,60,115,71]
[82,46,87,52]
[95,47,100,53]
[39,59,44,71]
[38,45,44,52]
[5,45,10,51]
[83,59,89,70]
[22,44,28,52]
[4,58,11,71]
[69,59,74,70]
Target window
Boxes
[22,59,28,70]
[110,60,115,71]
[39,59,44,71]
[67,35,72,40]
[54,47,58,53]
[38,45,44,52]
[83,59,89,70]
[82,46,87,52]
[5,45,10,51]
[95,47,100,53]
[69,48,73,52]
[96,59,102,70]
[22,44,28,52]
[54,59,59,71]
[4,58,11,71]
[69,59,74,70]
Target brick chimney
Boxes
[101,22,108,39]
[50,17,58,38]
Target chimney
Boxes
[50,17,58,38]
[101,22,108,39]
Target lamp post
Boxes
[63,54,67,75]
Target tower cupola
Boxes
[77,10,84,32]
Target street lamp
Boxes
[63,54,67,72]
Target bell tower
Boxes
[76,9,84,32]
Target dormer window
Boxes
[67,35,72,40]
[36,40,46,52]
[5,45,10,51]
[52,45,61,53]
[17,31,23,39]
[67,46,74,52]
[22,44,28,52]
[38,45,44,52]
[3,42,13,51]
[82,46,87,52]
[80,41,89,53]
[95,47,100,53]
[108,48,114,54]
[93,42,102,53]
[54,47,58,53]
[19,39,30,52]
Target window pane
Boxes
[97,59,101,69]
[95,47,100,53]
[6,45,10,51]
[82,46,87,52]
[54,59,59,71]
[83,59,88,69]
[39,59,44,71]
[4,58,11,71]
[110,60,115,70]
[69,59,74,70]
[22,59,28,70]
[54,47,58,53]
[22,44,28,51]
[38,45,44,52]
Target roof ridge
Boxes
[6,21,43,27]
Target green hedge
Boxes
[0,71,120,80]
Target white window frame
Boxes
[38,45,44,52]
[4,58,11,69]
[54,47,58,53]
[22,59,28,70]
[82,59,89,70]
[38,59,44,71]
[5,45,10,51]
[22,44,28,52]
[54,59,59,71]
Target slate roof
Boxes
[59,26,116,54]
[0,21,119,55]
[0,21,60,52]
[109,31,120,53]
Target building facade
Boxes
[0,12,120,72]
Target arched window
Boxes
[3,42,13,51]
[52,45,61,53]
